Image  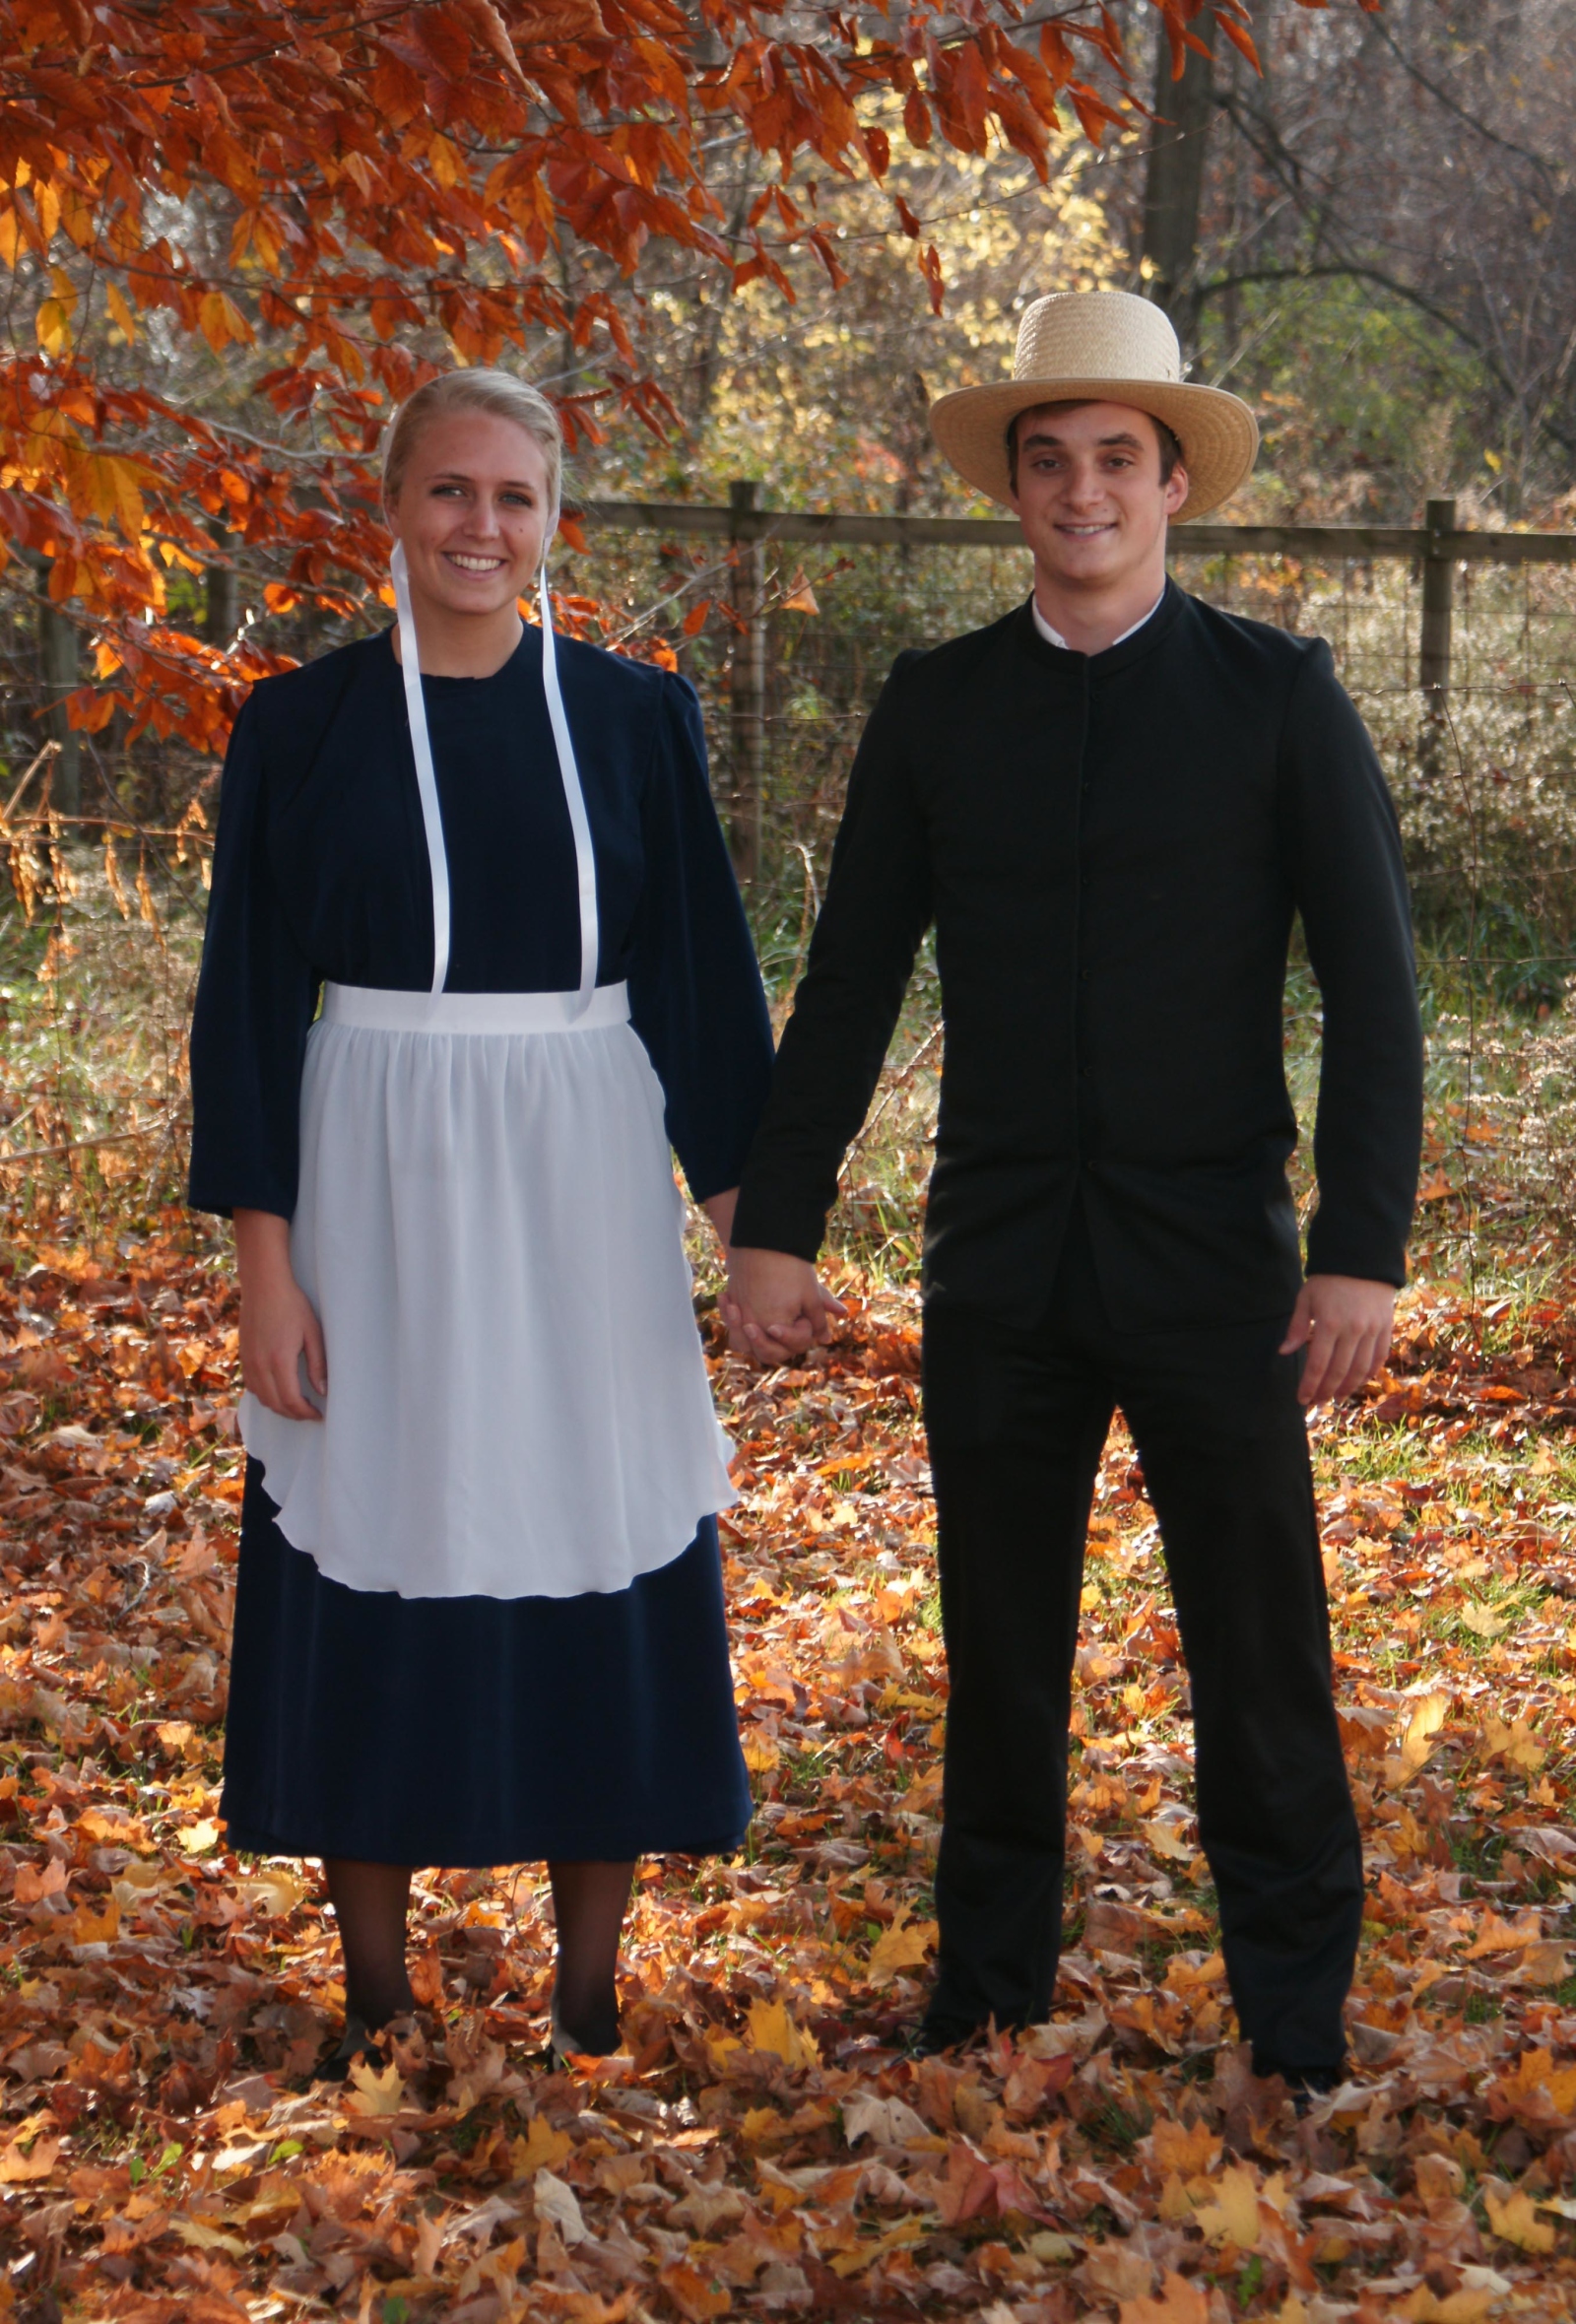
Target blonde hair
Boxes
[381,368,562,528]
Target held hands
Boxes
[1281,1273,1396,1408]
[722,1245,847,1367]
[233,1208,327,1422]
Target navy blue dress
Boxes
[189,626,773,1866]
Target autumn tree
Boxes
[0,0,1389,788]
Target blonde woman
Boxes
[190,370,771,2073]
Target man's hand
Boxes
[723,1245,846,1367]
[234,1208,327,1422]
[1281,1274,1395,1408]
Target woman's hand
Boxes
[234,1208,327,1421]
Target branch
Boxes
[1367,18,1559,188]
[1194,264,1576,459]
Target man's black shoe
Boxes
[910,2014,986,2056]
[1256,2061,1342,2117]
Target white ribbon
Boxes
[390,539,451,997]
[388,545,598,1015]
[538,565,598,1018]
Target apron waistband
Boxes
[320,981,630,1035]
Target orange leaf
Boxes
[658,2261,732,2322]
[1215,13,1263,72]
[70,1896,120,1946]
[0,2134,60,2184]
[197,290,252,354]
[1119,2272,1212,2324]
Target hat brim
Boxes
[929,376,1259,521]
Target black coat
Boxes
[731,582,1424,1329]
[188,629,773,1221]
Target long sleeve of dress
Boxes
[188,697,320,1218]
[625,676,774,1202]
[1280,642,1423,1286]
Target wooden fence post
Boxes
[1419,495,1456,749]
[204,537,239,647]
[728,479,764,887]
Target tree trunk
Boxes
[36,578,81,819]
[1141,8,1218,352]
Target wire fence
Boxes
[2,510,1576,1249]
[562,507,1576,1004]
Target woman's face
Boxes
[387,410,554,623]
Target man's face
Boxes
[1007,400,1188,591]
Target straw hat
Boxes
[929,290,1258,521]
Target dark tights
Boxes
[324,1855,634,2054]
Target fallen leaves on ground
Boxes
[0,1225,1571,2320]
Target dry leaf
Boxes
[512,2116,573,2174]
[1482,1714,1547,1770]
[1462,1910,1543,1959]
[1083,2243,1154,2298]
[534,2167,588,2246]
[0,2134,60,2184]
[1192,2162,1263,2247]
[1458,1600,1507,1637]
[745,1997,819,2069]
[1400,1691,1450,1772]
[1148,2117,1221,2176]
[343,2057,405,2117]
[659,2258,732,2320]
[236,1868,306,1918]
[865,1906,938,1984]
[13,1858,68,1906]
[1142,1816,1198,1864]
[70,1897,119,1946]
[1118,2269,1213,2324]
[842,2090,932,2147]
[1481,2182,1556,2253]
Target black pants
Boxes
[921,1201,1361,2079]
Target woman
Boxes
[189,369,773,2072]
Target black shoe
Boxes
[1255,2061,1342,2117]
[549,2006,622,2067]
[314,2015,381,2084]
[909,2013,985,2057]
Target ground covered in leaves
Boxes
[0,1226,1572,2323]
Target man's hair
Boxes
[1006,403,1185,495]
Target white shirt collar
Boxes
[1030,588,1165,654]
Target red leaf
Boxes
[1215,13,1263,71]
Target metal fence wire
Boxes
[572,496,1576,1008]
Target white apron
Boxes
[240,553,737,1601]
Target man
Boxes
[724,290,1422,2090]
